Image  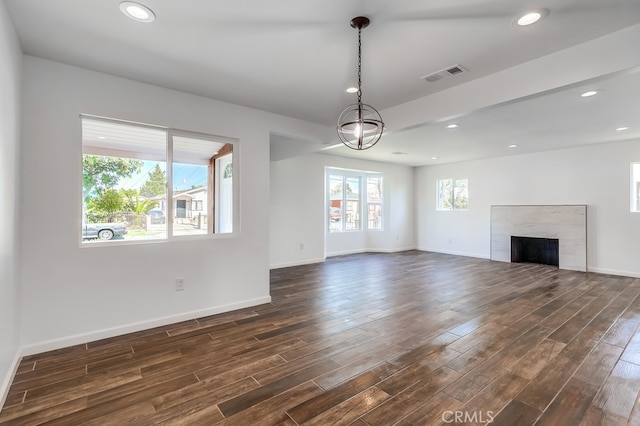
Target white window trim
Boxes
[80,114,239,247]
[326,167,384,233]
[436,178,469,211]
[366,175,384,231]
[632,162,640,213]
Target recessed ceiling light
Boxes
[616,126,630,132]
[516,9,547,26]
[97,136,106,140]
[446,124,458,129]
[392,151,408,155]
[431,156,438,160]
[119,2,155,23]
[580,90,600,98]
[508,144,518,148]
[346,87,358,94]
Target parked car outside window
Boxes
[148,208,166,224]
[82,221,128,240]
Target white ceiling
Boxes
[5,0,640,166]
[328,68,640,166]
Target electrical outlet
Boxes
[175,277,185,291]
[299,243,305,250]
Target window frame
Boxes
[80,115,238,246]
[436,178,469,211]
[366,175,383,230]
[326,167,383,233]
[632,162,640,213]
[169,129,236,237]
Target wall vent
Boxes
[420,64,468,83]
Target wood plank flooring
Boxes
[2,250,640,425]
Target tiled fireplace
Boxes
[490,205,587,272]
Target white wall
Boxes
[19,56,330,353]
[0,0,22,405]
[270,153,415,268]
[415,139,640,277]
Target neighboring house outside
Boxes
[151,186,208,228]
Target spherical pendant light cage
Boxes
[337,103,384,150]
[337,16,384,150]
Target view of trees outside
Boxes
[139,164,167,198]
[82,155,142,201]
[437,179,453,210]
[82,154,165,225]
[437,178,468,210]
[453,179,469,210]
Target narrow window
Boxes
[367,176,383,230]
[215,152,234,233]
[453,179,469,210]
[171,133,232,236]
[344,176,361,231]
[329,174,348,233]
[632,163,640,212]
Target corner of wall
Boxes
[0,351,22,410]
[0,0,24,413]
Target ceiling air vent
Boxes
[420,64,468,83]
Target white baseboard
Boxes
[326,246,418,258]
[417,247,490,259]
[373,246,418,253]
[0,350,22,411]
[559,266,588,273]
[272,248,420,268]
[587,267,640,278]
[326,248,367,257]
[270,257,326,269]
[20,296,272,357]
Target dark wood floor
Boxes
[1,251,640,425]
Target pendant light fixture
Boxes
[337,16,384,150]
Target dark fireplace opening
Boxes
[511,236,559,267]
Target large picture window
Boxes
[437,178,468,211]
[81,116,235,244]
[327,168,383,233]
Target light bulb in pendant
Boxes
[353,122,362,138]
